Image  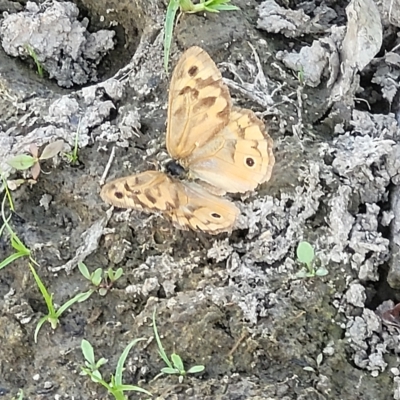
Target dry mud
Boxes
[1,0,400,399]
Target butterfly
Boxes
[100,46,275,235]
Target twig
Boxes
[100,146,116,186]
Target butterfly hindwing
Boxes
[182,107,275,193]
[100,170,239,234]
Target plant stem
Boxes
[179,0,195,12]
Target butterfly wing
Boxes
[100,170,239,235]
[166,46,231,160]
[100,170,179,212]
[182,108,275,193]
[167,182,239,235]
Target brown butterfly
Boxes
[100,46,275,235]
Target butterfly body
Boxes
[165,160,187,177]
[101,46,275,235]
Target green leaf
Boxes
[294,268,310,279]
[1,178,15,210]
[190,0,239,12]
[111,267,123,281]
[11,235,30,255]
[29,263,55,314]
[164,0,180,73]
[78,262,91,280]
[296,241,314,265]
[209,3,239,11]
[24,44,44,77]
[316,353,323,366]
[0,252,25,270]
[95,357,108,369]
[171,353,185,373]
[40,140,64,160]
[79,290,94,302]
[117,384,152,395]
[84,368,104,384]
[114,338,146,386]
[92,268,103,286]
[56,291,92,317]
[161,367,179,374]
[81,339,96,364]
[316,267,328,277]
[34,315,49,343]
[152,309,173,369]
[187,365,205,373]
[7,154,36,170]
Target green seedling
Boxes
[295,241,328,278]
[11,389,24,400]
[164,0,239,72]
[81,338,152,400]
[24,44,44,77]
[303,353,323,373]
[30,263,93,342]
[78,261,123,296]
[152,309,205,383]
[65,120,81,164]
[0,187,31,270]
[297,65,305,86]
[7,140,64,181]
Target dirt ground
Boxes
[1,0,400,399]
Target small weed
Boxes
[152,309,205,382]
[295,241,328,278]
[179,0,239,12]
[11,389,24,400]
[78,261,123,296]
[24,44,44,77]
[0,184,31,270]
[1,174,93,345]
[65,120,81,164]
[30,263,93,342]
[297,65,305,86]
[81,338,152,399]
[303,353,323,373]
[7,140,64,181]
[164,0,239,72]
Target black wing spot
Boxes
[146,193,157,204]
[179,86,199,100]
[115,191,123,199]
[188,65,199,77]
[211,212,221,219]
[246,157,255,167]
[124,182,133,192]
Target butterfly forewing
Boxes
[166,46,231,160]
[100,171,179,212]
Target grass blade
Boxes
[164,0,180,73]
[152,309,173,369]
[0,252,25,270]
[114,338,146,386]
